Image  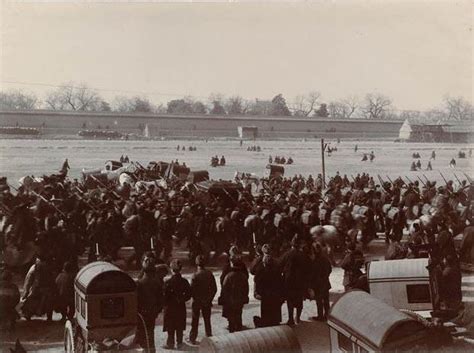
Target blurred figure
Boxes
[55,261,75,321]
[163,259,191,349]
[189,255,217,344]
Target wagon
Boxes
[265,164,285,179]
[328,291,430,353]
[64,261,139,352]
[367,258,435,313]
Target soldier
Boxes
[163,259,191,349]
[340,242,365,291]
[59,159,70,176]
[135,252,164,352]
[189,255,217,344]
[427,161,433,171]
[219,255,249,333]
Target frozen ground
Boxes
[1,238,474,352]
[0,138,472,185]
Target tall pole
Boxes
[321,138,326,188]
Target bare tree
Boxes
[328,96,359,119]
[113,95,155,113]
[45,82,103,111]
[361,93,392,119]
[290,91,320,117]
[0,90,38,110]
[225,96,244,115]
[443,96,473,121]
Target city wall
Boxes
[0,110,404,139]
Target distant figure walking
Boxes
[60,159,70,176]
[450,158,456,168]
[431,151,436,160]
[416,160,422,169]
[426,161,433,171]
[354,144,358,152]
[369,151,375,162]
[410,161,417,171]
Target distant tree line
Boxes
[0,82,472,121]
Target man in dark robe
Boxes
[253,254,284,327]
[162,259,191,349]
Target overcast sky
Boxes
[1,1,472,111]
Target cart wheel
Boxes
[64,320,75,353]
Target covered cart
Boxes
[265,164,285,179]
[367,258,434,313]
[64,261,138,352]
[328,291,430,352]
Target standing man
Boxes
[60,158,70,176]
[309,242,332,321]
[219,255,249,333]
[135,252,164,352]
[189,255,217,344]
[163,260,192,349]
[280,236,310,325]
[253,253,284,327]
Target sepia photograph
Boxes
[0,0,473,351]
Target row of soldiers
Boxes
[0,160,471,340]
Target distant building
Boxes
[238,126,258,139]
[399,119,474,143]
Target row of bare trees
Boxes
[0,82,472,121]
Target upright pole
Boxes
[321,138,326,188]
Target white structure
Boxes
[237,126,258,139]
[398,119,412,140]
[368,258,432,312]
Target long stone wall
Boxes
[0,110,404,139]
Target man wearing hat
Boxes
[280,235,310,325]
[135,252,164,352]
[189,255,217,344]
[253,252,284,327]
[163,259,191,349]
[219,255,249,333]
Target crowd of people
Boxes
[177,145,198,152]
[210,155,226,167]
[269,155,294,165]
[0,155,472,350]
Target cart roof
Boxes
[368,258,429,281]
[328,290,425,350]
[75,261,136,295]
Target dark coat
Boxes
[220,267,249,317]
[280,248,311,301]
[254,262,284,325]
[191,268,217,306]
[162,273,191,332]
[137,272,164,318]
[310,254,332,296]
[55,271,75,312]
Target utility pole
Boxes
[321,138,327,188]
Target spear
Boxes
[31,190,67,218]
[453,173,463,186]
[439,172,449,186]
[90,175,122,199]
[416,175,427,188]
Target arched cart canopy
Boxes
[199,325,301,353]
[368,258,429,282]
[328,290,428,351]
[75,261,136,295]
